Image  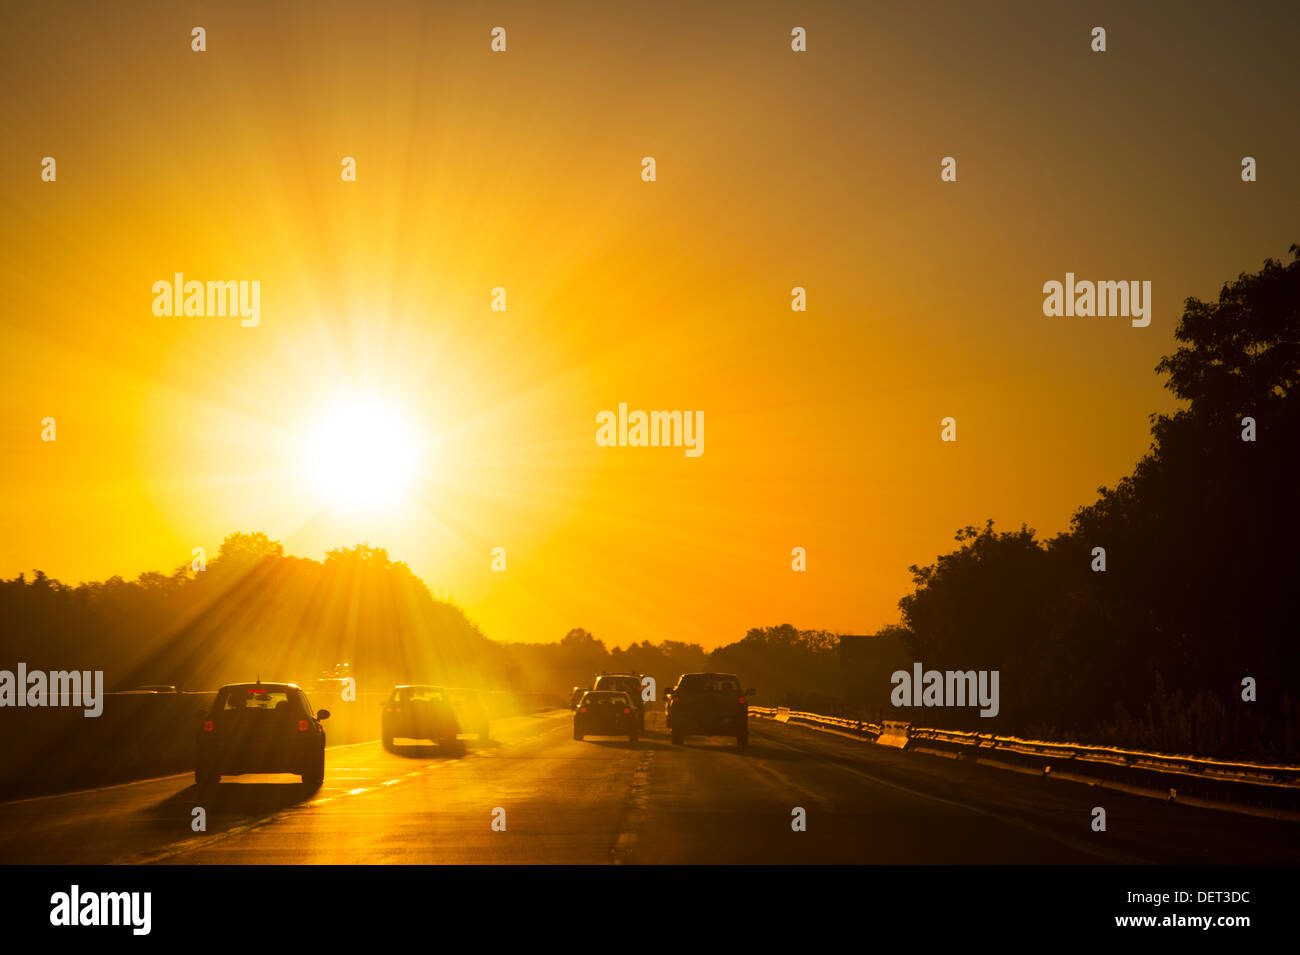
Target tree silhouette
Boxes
[892,246,1299,756]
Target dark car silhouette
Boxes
[195,682,329,789]
[592,673,646,731]
[383,685,463,750]
[664,672,753,747]
[573,690,639,743]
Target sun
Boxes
[299,394,424,513]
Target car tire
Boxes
[629,734,639,744]
[195,766,218,789]
[382,734,395,752]
[737,731,749,748]
[302,748,325,789]
[671,728,684,745]
[573,729,584,741]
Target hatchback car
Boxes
[593,673,646,731]
[382,685,464,750]
[573,690,639,743]
[195,682,329,789]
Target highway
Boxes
[1,709,1295,865]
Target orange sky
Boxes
[2,1,1296,649]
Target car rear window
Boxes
[582,692,631,704]
[220,688,296,712]
[400,687,446,703]
[595,677,639,693]
[677,674,741,693]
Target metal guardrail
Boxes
[751,706,882,737]
[749,705,1300,811]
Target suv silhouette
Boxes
[664,672,753,748]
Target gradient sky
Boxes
[2,1,1297,649]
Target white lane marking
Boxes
[107,713,574,864]
[112,749,461,864]
[611,750,654,865]
[3,711,571,809]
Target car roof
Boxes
[395,684,444,689]
[680,672,739,678]
[220,682,301,691]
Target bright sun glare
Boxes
[300,395,424,513]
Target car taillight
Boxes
[623,707,631,714]
[202,720,214,733]
[579,706,587,713]
[671,696,678,704]
[298,719,310,732]
[739,697,746,704]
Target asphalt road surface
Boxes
[1,709,1295,864]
